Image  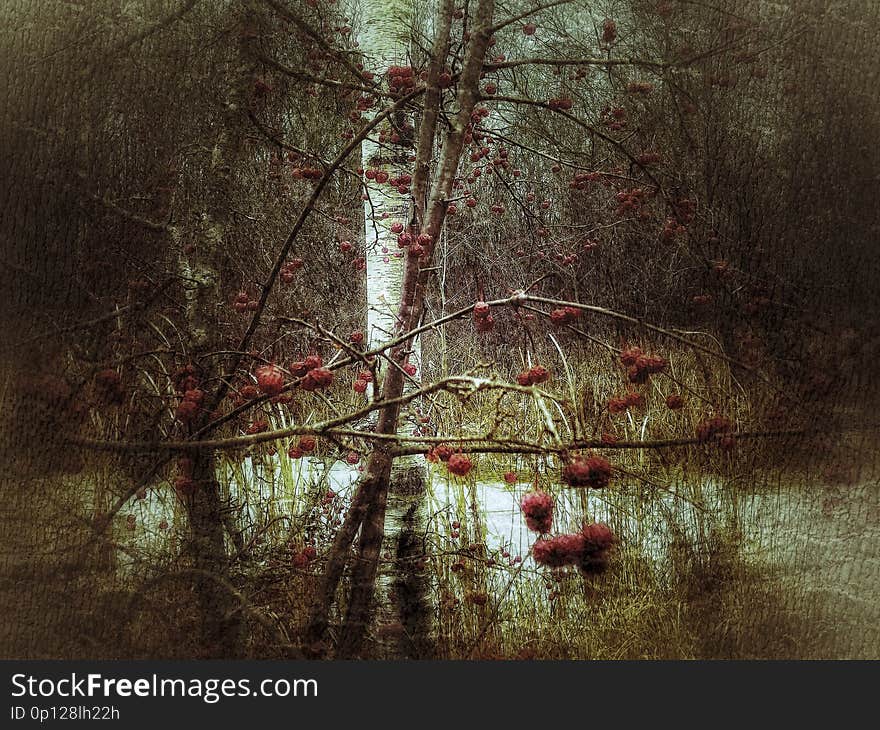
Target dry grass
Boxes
[2,339,870,660]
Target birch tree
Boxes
[356,0,438,658]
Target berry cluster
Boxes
[561,455,613,489]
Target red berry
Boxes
[527,365,549,384]
[183,388,204,405]
[175,398,200,424]
[303,354,323,370]
[300,367,333,391]
[428,444,454,462]
[473,301,491,318]
[602,18,617,44]
[548,97,573,111]
[246,419,269,435]
[255,364,285,396]
[562,455,613,489]
[665,394,685,410]
[447,453,473,477]
[239,384,259,400]
[520,490,554,533]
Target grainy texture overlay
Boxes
[1,0,878,660]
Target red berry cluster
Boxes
[365,169,412,194]
[636,151,663,166]
[561,455,613,488]
[352,370,372,393]
[237,384,259,401]
[600,105,627,130]
[550,306,582,327]
[280,258,304,284]
[386,65,416,96]
[175,387,205,424]
[532,522,616,574]
[426,443,454,462]
[252,77,272,98]
[569,170,603,191]
[626,81,654,94]
[174,456,196,497]
[255,364,285,396]
[695,416,735,447]
[300,367,334,391]
[246,419,269,435]
[516,365,550,386]
[292,167,323,181]
[520,490,554,533]
[290,354,323,376]
[602,19,617,44]
[232,291,258,313]
[619,346,668,383]
[548,97,573,111]
[287,435,317,460]
[614,187,653,219]
[607,391,645,414]
[172,364,200,394]
[292,545,317,569]
[473,300,494,333]
[665,394,685,410]
[289,355,334,391]
[661,217,687,241]
[673,197,695,224]
[446,452,474,477]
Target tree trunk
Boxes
[354,0,435,658]
[185,450,242,657]
[336,0,495,658]
[176,2,255,657]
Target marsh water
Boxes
[114,455,880,658]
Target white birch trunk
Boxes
[358,0,433,657]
